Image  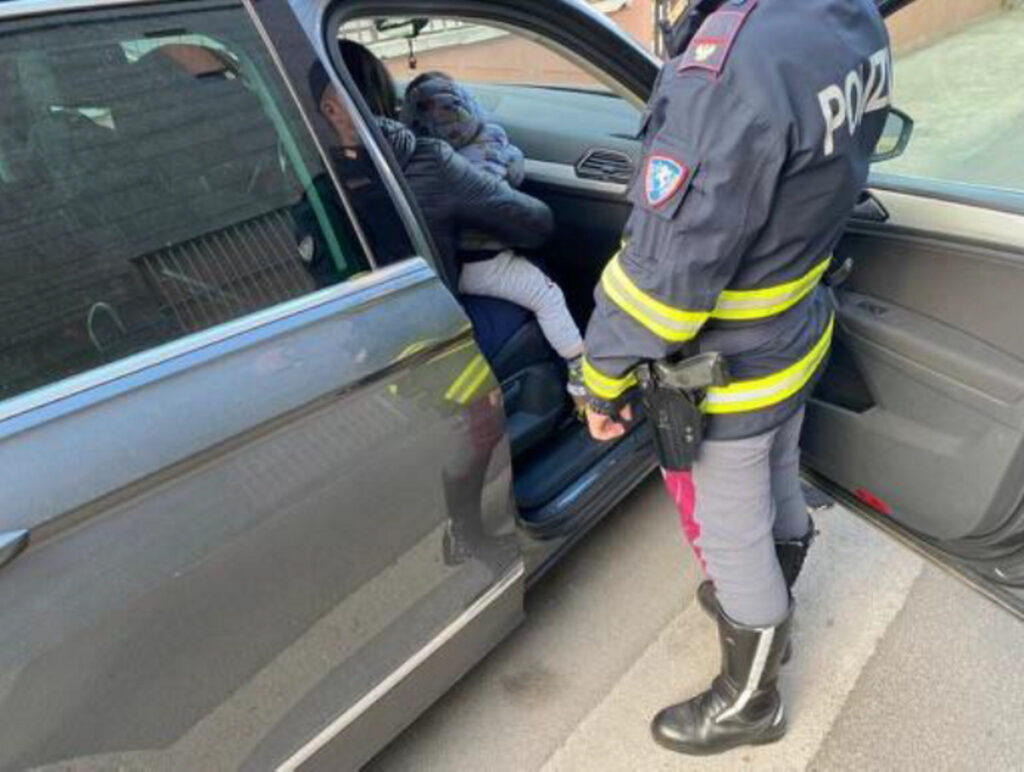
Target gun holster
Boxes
[636,352,731,472]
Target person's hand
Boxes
[586,404,634,442]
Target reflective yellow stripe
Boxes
[583,357,638,401]
[396,339,436,360]
[704,316,835,415]
[601,255,709,343]
[457,362,491,404]
[711,257,832,321]
[446,354,491,405]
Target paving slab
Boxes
[540,507,924,772]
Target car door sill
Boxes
[275,560,526,772]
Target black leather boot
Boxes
[775,523,816,589]
[652,604,793,756]
[697,518,816,614]
[696,519,814,663]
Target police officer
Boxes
[583,0,891,756]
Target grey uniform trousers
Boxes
[663,407,810,627]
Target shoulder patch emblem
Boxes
[693,42,718,62]
[678,0,758,77]
[646,155,690,208]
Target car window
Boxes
[342,17,615,95]
[878,0,1024,192]
[0,3,378,405]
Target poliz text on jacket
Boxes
[818,46,892,157]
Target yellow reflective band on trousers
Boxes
[710,257,832,321]
[445,353,491,405]
[601,255,709,343]
[583,356,638,401]
[703,316,835,415]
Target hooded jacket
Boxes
[376,118,552,281]
[400,74,526,187]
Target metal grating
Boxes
[134,208,316,335]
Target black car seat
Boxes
[461,293,568,458]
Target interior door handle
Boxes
[853,190,889,222]
[0,530,29,572]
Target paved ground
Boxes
[884,9,1024,187]
[367,474,1024,772]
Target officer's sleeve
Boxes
[582,80,787,409]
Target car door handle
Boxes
[0,530,29,572]
[852,190,889,222]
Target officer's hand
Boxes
[586,404,633,442]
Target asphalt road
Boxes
[367,474,1024,771]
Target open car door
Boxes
[803,0,1024,592]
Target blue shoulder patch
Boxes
[646,155,690,208]
[678,0,758,77]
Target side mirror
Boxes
[871,107,914,163]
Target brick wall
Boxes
[382,33,605,88]
[379,0,1010,86]
[609,0,657,52]
[887,0,1006,53]
[379,1,656,87]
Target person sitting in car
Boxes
[398,71,587,410]
[309,42,586,410]
[401,71,526,187]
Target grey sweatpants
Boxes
[459,250,584,360]
[663,407,810,627]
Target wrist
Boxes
[586,392,632,417]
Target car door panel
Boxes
[4,0,523,766]
[0,4,525,763]
[0,258,521,771]
[804,185,1024,543]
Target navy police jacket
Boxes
[583,0,891,440]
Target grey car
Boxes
[2,0,1023,769]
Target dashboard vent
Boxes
[576,148,634,185]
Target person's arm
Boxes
[583,77,787,438]
[438,143,554,248]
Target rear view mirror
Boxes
[373,17,429,39]
[871,107,914,163]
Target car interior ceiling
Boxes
[336,23,642,522]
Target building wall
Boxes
[887,0,1005,53]
[379,1,655,87]
[382,33,605,88]
[376,0,1009,88]
[609,0,656,52]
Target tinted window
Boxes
[0,2,371,403]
